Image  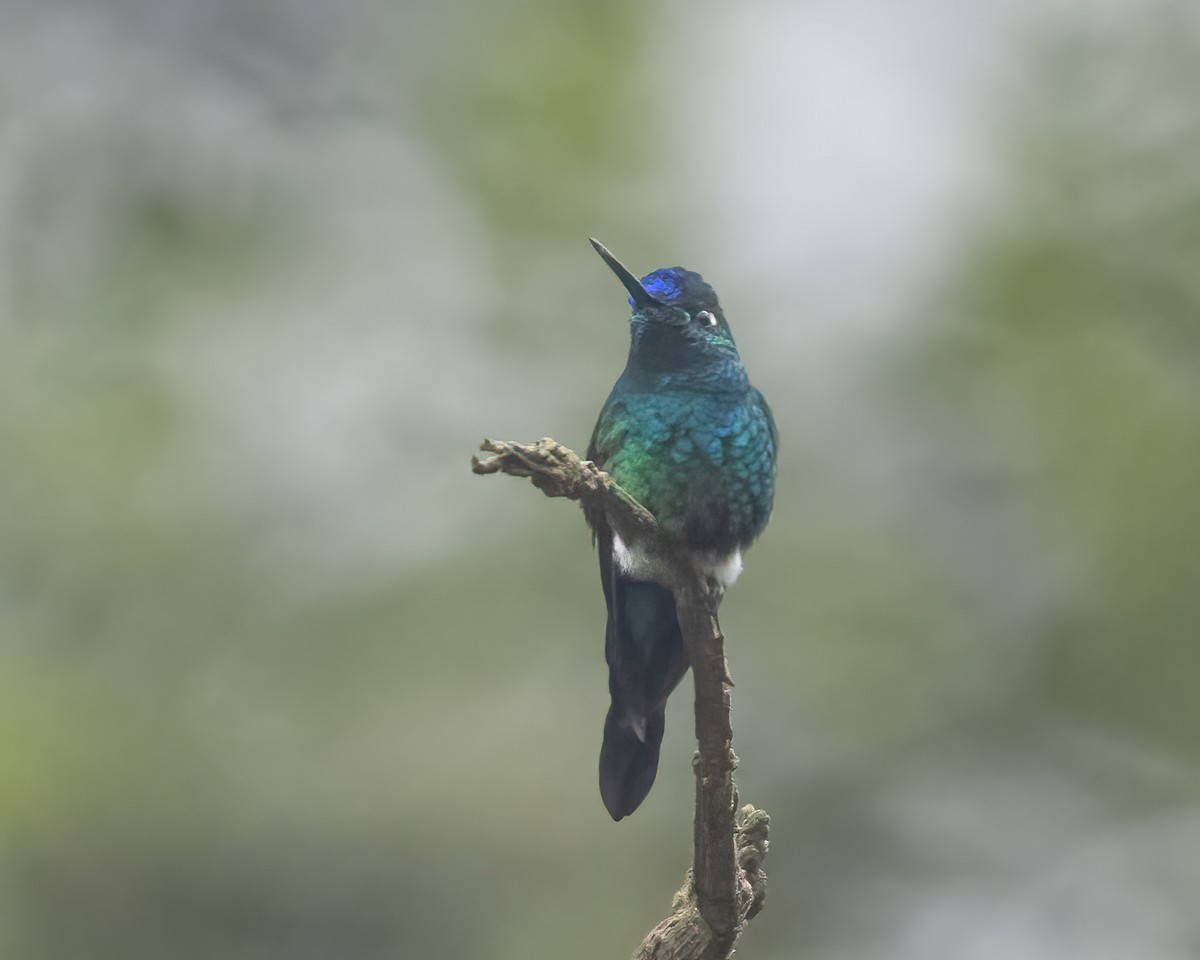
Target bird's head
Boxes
[590,239,740,377]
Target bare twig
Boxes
[472,438,770,959]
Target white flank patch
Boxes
[702,551,744,589]
[611,532,655,579]
[612,533,743,590]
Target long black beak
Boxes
[590,238,658,309]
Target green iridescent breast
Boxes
[589,388,776,552]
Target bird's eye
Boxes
[696,310,717,327]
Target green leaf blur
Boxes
[2,2,1198,958]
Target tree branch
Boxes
[472,438,770,958]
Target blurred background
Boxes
[3,0,1199,957]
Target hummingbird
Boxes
[586,239,777,821]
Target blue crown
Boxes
[629,268,688,306]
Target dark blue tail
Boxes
[599,575,689,820]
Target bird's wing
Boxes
[586,395,625,469]
[751,386,778,455]
[586,395,625,600]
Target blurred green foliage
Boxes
[2,2,1198,959]
[900,14,1200,758]
[415,0,646,235]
